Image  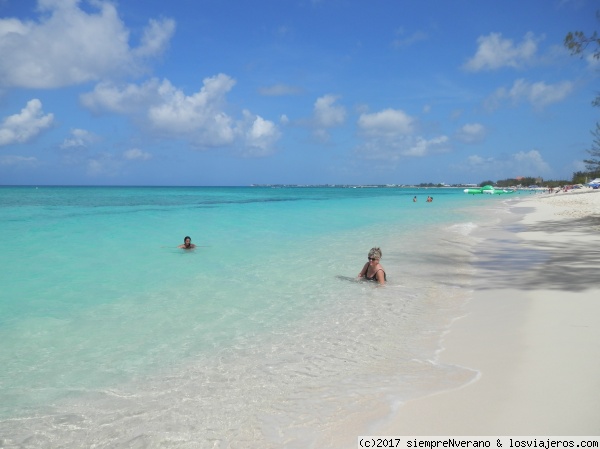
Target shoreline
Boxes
[374,188,600,435]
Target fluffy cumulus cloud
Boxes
[356,108,448,160]
[464,32,540,71]
[81,74,281,153]
[0,99,54,146]
[0,0,175,88]
[147,74,236,144]
[455,123,486,144]
[487,79,574,110]
[240,110,281,157]
[81,78,164,114]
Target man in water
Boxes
[178,236,196,249]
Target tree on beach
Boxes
[565,16,600,177]
[584,123,600,177]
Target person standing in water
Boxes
[358,247,386,284]
[178,236,196,250]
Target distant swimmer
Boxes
[358,247,386,285]
[426,196,433,202]
[178,236,196,250]
[413,196,417,202]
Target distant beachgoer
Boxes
[178,236,196,249]
[413,196,417,202]
[426,196,433,202]
[358,247,386,285]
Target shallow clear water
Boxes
[0,186,502,448]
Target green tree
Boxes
[565,18,600,175]
[584,123,600,178]
[572,171,590,184]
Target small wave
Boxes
[448,222,478,236]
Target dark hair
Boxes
[184,236,191,242]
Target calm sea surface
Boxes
[0,186,506,448]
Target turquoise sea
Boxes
[0,186,507,448]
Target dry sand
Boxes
[375,188,600,436]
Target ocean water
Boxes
[0,186,503,448]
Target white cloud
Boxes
[133,18,176,59]
[81,78,164,114]
[457,149,552,178]
[401,136,450,157]
[513,149,551,174]
[357,108,414,136]
[357,135,449,161]
[123,148,152,160]
[82,75,236,145]
[356,108,448,160]
[0,99,54,146]
[147,74,236,145]
[60,128,99,149]
[455,123,486,144]
[314,94,346,128]
[0,0,175,88]
[464,32,540,71]
[511,79,573,107]
[488,78,574,110]
[240,111,281,157]
[82,74,281,154]
[307,94,346,142]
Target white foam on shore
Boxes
[447,221,478,236]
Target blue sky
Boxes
[0,0,598,186]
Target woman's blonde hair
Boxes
[368,247,382,259]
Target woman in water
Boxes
[358,247,386,284]
[178,236,196,249]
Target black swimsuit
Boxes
[365,268,386,281]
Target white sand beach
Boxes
[376,188,600,436]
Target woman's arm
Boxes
[376,269,386,285]
[358,262,369,278]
